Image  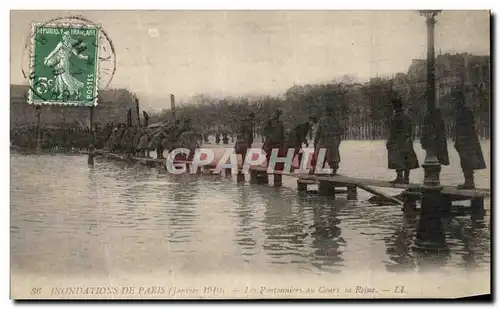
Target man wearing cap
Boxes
[386,97,419,184]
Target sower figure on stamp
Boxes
[312,104,343,175]
[452,90,486,189]
[386,97,419,184]
[235,112,255,165]
[262,109,285,170]
[285,115,317,170]
[43,31,88,100]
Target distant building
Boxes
[10,85,140,128]
[406,53,490,95]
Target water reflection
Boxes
[447,216,490,270]
[261,188,298,264]
[234,185,258,261]
[261,190,345,273]
[164,175,200,247]
[10,149,491,276]
[309,199,345,273]
[384,214,418,272]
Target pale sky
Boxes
[10,10,490,111]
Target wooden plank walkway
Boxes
[248,165,490,199]
[94,150,490,200]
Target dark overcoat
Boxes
[386,111,419,170]
[313,115,343,170]
[286,122,310,149]
[235,120,253,155]
[421,109,450,165]
[262,118,285,153]
[454,106,486,170]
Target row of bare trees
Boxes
[147,76,490,141]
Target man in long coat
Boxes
[121,126,137,156]
[135,128,150,157]
[285,116,317,169]
[262,109,285,170]
[114,125,126,153]
[148,128,167,159]
[421,107,450,166]
[235,112,255,163]
[453,90,486,189]
[386,97,419,184]
[174,128,200,162]
[312,105,343,175]
[104,127,118,151]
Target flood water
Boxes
[10,140,491,292]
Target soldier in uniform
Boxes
[215,132,221,145]
[386,97,419,184]
[312,104,343,175]
[285,116,317,169]
[148,128,167,160]
[222,132,229,145]
[104,127,118,151]
[452,90,486,189]
[134,127,149,157]
[262,109,285,170]
[122,126,137,156]
[175,126,200,162]
[235,112,255,163]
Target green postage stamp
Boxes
[29,23,100,106]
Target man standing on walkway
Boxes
[235,112,255,164]
[386,97,419,184]
[286,115,317,169]
[312,104,343,175]
[452,90,486,189]
[262,109,285,170]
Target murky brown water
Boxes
[10,140,491,278]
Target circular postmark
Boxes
[20,15,116,106]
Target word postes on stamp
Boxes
[28,22,100,106]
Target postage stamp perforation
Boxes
[27,16,106,107]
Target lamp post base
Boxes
[414,159,449,252]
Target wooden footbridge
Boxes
[95,150,490,213]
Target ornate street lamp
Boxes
[419,9,442,186]
[415,10,448,252]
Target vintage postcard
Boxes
[10,10,491,299]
